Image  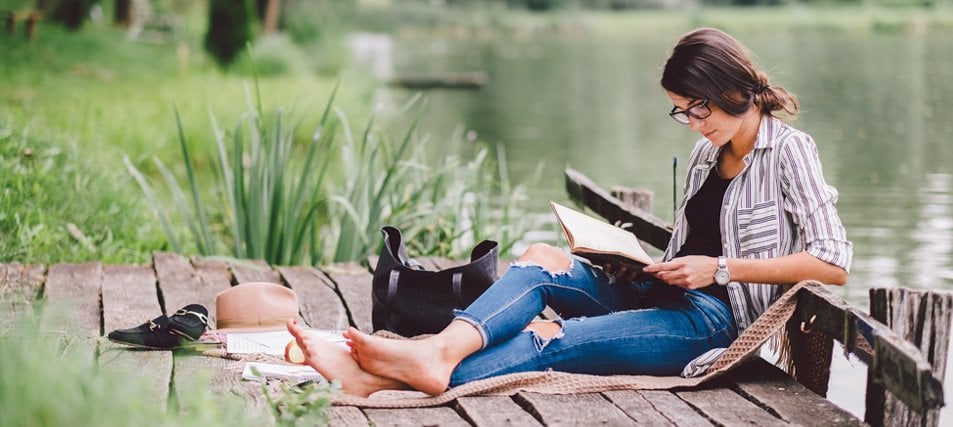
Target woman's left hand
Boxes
[643,256,718,289]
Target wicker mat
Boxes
[329,280,821,408]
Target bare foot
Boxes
[345,327,464,395]
[287,319,407,397]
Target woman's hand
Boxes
[643,256,718,289]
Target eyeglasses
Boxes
[669,99,711,125]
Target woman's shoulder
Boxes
[766,117,816,150]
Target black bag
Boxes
[371,226,499,336]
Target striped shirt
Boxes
[663,116,853,333]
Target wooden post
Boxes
[5,12,15,35]
[610,186,653,213]
[25,12,37,40]
[865,287,952,427]
[262,0,281,35]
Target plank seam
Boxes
[315,267,359,330]
[728,383,788,421]
[511,393,548,425]
[672,392,721,426]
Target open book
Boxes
[551,201,655,268]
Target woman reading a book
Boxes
[287,27,853,397]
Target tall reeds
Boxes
[126,83,532,266]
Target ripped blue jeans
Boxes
[449,257,737,386]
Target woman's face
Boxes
[666,91,748,148]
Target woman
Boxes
[286,27,853,397]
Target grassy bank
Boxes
[0,18,370,264]
[4,3,953,265]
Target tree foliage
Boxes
[47,0,96,30]
[204,0,256,67]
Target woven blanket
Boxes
[330,280,819,408]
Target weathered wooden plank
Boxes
[564,167,672,251]
[326,406,370,427]
[60,336,98,367]
[603,390,712,426]
[796,285,944,412]
[0,262,45,332]
[675,386,786,426]
[41,262,102,337]
[172,353,275,426]
[514,392,636,425]
[101,265,162,334]
[611,186,654,212]
[153,252,229,319]
[191,256,234,292]
[98,264,172,412]
[455,396,543,426]
[363,407,470,427]
[278,266,348,330]
[732,357,862,426]
[166,256,275,422]
[322,263,374,333]
[390,71,488,89]
[866,288,952,427]
[229,258,282,284]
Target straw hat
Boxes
[213,282,298,332]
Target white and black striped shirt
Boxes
[663,116,853,332]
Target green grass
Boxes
[0,17,370,263]
[0,314,262,427]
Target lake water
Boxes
[369,28,953,421]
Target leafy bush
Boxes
[205,0,256,66]
[231,34,311,77]
[47,0,97,30]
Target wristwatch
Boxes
[714,256,731,286]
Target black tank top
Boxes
[675,169,732,306]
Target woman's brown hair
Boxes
[661,28,798,118]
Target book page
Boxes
[226,329,346,355]
[551,201,654,266]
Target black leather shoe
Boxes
[107,315,184,349]
[167,304,209,341]
[107,304,209,350]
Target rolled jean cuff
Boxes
[452,309,489,350]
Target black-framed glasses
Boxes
[669,99,711,125]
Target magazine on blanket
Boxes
[550,201,655,268]
[241,362,325,384]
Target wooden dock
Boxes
[2,255,868,426]
[1,168,948,426]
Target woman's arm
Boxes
[643,252,848,289]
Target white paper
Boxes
[225,329,346,355]
[241,361,325,384]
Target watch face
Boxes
[715,269,730,285]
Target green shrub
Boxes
[231,34,311,77]
[205,0,256,66]
[47,0,97,30]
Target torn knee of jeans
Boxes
[529,319,564,352]
[510,257,574,278]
